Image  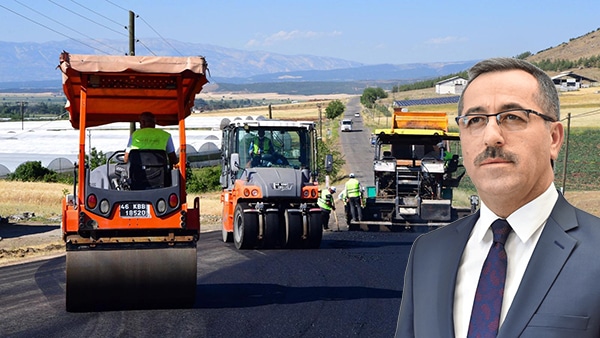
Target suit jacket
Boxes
[396,194,600,337]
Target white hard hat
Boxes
[329,186,336,193]
[349,173,355,178]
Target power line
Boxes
[5,0,182,57]
[0,3,113,54]
[104,0,128,12]
[136,39,157,56]
[47,0,128,38]
[561,108,600,121]
[13,0,123,54]
[137,14,183,56]
[100,0,177,56]
[69,0,123,28]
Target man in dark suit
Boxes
[396,58,600,337]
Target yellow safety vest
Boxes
[317,189,334,211]
[251,137,272,155]
[345,178,361,197]
[130,128,171,150]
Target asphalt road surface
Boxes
[0,230,418,337]
[340,96,375,186]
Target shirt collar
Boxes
[474,183,559,243]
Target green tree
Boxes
[360,87,388,108]
[85,147,106,170]
[186,166,222,193]
[9,161,58,182]
[325,99,345,119]
[515,51,532,60]
[316,138,345,182]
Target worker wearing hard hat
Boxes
[317,186,336,231]
[345,173,363,223]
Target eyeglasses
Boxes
[455,108,556,135]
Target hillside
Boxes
[1,27,600,93]
[526,27,600,81]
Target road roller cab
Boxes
[58,52,208,311]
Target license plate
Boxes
[119,203,150,218]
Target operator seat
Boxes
[446,154,459,173]
[127,149,171,190]
[382,150,395,160]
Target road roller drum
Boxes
[66,245,197,311]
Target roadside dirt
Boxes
[0,216,222,267]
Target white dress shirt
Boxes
[453,183,559,337]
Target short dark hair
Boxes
[140,111,155,123]
[457,58,560,120]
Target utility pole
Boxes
[561,113,571,193]
[128,10,136,135]
[317,104,322,139]
[128,10,135,57]
[16,101,27,130]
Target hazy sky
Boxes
[1,0,599,65]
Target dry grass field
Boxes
[0,181,70,220]
[196,91,353,121]
[0,181,225,221]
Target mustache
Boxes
[473,147,518,166]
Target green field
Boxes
[554,127,600,190]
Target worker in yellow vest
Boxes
[317,186,336,231]
[125,112,178,165]
[247,129,275,167]
[345,173,363,223]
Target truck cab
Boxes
[340,118,353,132]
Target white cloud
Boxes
[246,30,342,47]
[425,36,468,45]
[278,75,303,79]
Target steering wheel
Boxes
[108,150,126,164]
[107,150,128,189]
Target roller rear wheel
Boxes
[305,211,323,249]
[234,204,258,249]
[283,209,302,248]
[263,210,279,248]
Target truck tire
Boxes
[263,210,279,248]
[234,204,258,249]
[283,209,302,248]
[305,211,322,249]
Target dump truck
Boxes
[353,108,475,230]
[220,119,322,249]
[59,52,208,311]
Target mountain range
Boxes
[0,38,477,93]
[1,27,598,94]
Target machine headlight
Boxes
[157,199,167,213]
[99,199,110,214]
